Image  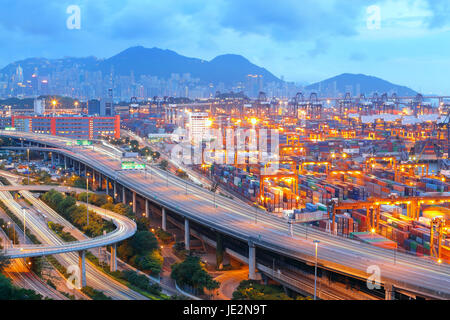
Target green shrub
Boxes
[232,280,295,300]
[171,256,219,293]
[81,286,111,300]
[122,270,162,295]
[155,228,173,244]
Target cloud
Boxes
[423,0,450,28]
[307,39,330,58]
[0,0,449,94]
[218,0,370,42]
[349,52,367,61]
[0,0,67,36]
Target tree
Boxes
[131,231,159,255]
[72,177,87,189]
[101,203,115,211]
[139,147,152,157]
[136,217,150,231]
[232,280,293,300]
[152,151,160,160]
[0,274,42,300]
[129,140,140,152]
[135,251,163,275]
[117,240,134,261]
[159,160,169,171]
[0,250,10,272]
[171,256,219,292]
[113,203,133,216]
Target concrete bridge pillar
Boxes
[113,182,117,201]
[145,199,150,218]
[385,283,395,300]
[184,218,190,251]
[64,156,67,170]
[248,241,256,280]
[132,191,136,213]
[110,243,117,272]
[122,186,126,205]
[78,250,87,288]
[105,178,109,196]
[162,207,167,231]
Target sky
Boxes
[1,0,450,94]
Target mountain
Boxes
[1,57,99,80]
[97,46,281,85]
[305,73,417,97]
[2,46,282,86]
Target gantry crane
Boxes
[330,195,450,234]
[300,161,331,175]
[437,108,450,159]
[364,156,397,173]
[329,200,380,234]
[394,163,429,182]
[262,160,298,176]
[259,173,299,209]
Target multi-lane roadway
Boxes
[1,131,449,299]
[0,175,145,299]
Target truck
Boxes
[122,152,139,158]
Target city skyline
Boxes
[2,0,450,94]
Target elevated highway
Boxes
[1,191,136,259]
[1,131,449,300]
[0,182,137,291]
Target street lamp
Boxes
[7,221,14,245]
[27,148,30,185]
[86,173,90,226]
[22,208,27,244]
[313,240,320,300]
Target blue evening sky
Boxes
[1,0,450,93]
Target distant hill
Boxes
[305,73,417,97]
[1,57,99,80]
[2,46,282,86]
[97,46,281,85]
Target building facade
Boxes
[11,115,120,139]
[188,112,209,143]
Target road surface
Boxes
[2,131,449,299]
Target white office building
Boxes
[188,112,209,144]
[33,98,45,115]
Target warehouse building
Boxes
[11,115,120,139]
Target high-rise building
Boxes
[87,99,101,115]
[33,99,45,115]
[100,88,114,116]
[15,65,23,83]
[188,112,209,143]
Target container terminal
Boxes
[135,93,450,264]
